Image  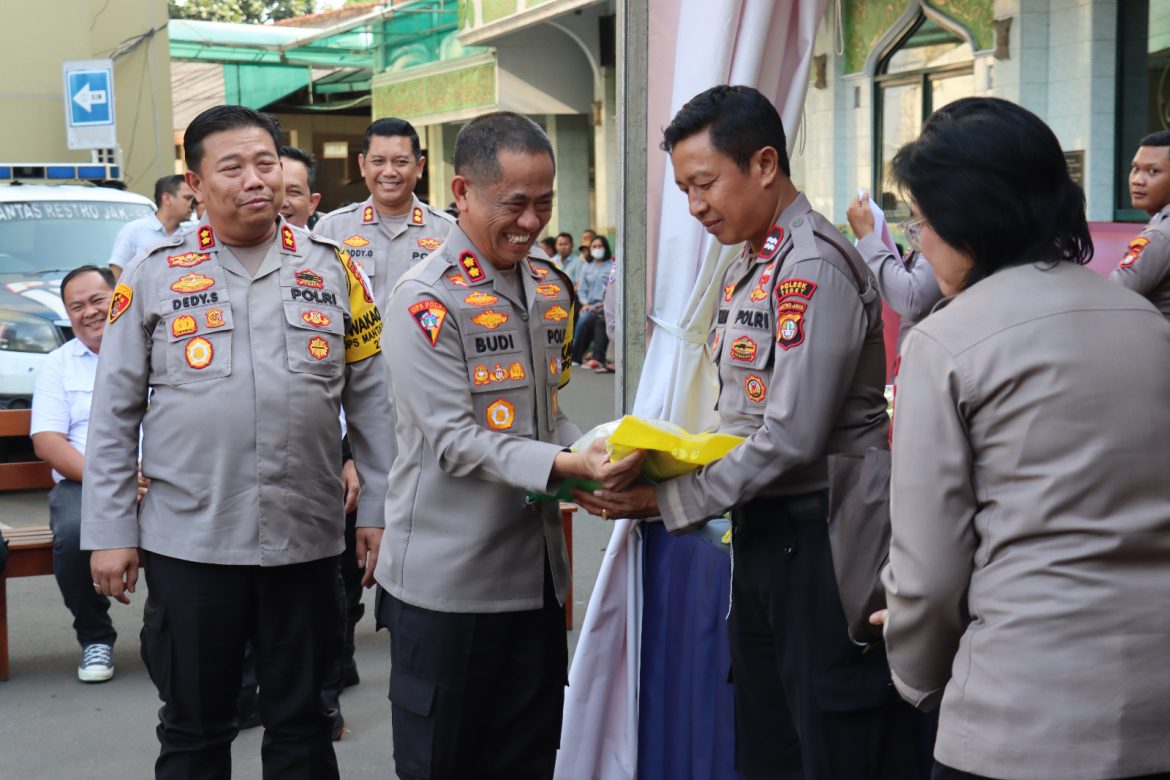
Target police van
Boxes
[0,173,154,409]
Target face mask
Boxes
[590,248,606,260]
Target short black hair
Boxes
[891,97,1091,290]
[1140,130,1170,159]
[183,105,281,173]
[540,236,557,252]
[454,112,555,184]
[661,85,790,177]
[556,232,573,243]
[61,265,114,300]
[364,118,421,159]
[280,145,317,189]
[153,175,186,207]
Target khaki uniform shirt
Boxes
[374,225,580,613]
[315,194,455,312]
[81,217,393,566]
[656,194,888,532]
[1109,202,1170,317]
[883,262,1170,779]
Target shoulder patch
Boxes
[409,300,449,347]
[108,283,133,324]
[1121,236,1150,269]
[775,278,817,301]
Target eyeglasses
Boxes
[900,214,927,251]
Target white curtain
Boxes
[555,1,829,777]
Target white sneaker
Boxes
[78,643,114,683]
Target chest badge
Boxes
[464,291,499,307]
[417,237,442,252]
[486,399,515,431]
[172,315,197,338]
[205,308,225,328]
[535,283,561,299]
[744,374,767,404]
[750,262,775,302]
[409,300,449,347]
[307,335,330,360]
[471,309,509,330]
[473,365,490,385]
[544,305,569,322]
[729,335,757,362]
[508,362,526,380]
[295,269,325,289]
[167,252,209,269]
[343,234,370,248]
[185,337,213,369]
[302,310,332,328]
[171,273,215,294]
[446,273,468,288]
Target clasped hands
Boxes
[558,438,660,521]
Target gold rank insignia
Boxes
[343,234,369,248]
[281,225,297,252]
[362,205,375,223]
[197,225,215,250]
[171,273,215,294]
[535,284,561,298]
[107,283,132,324]
[460,251,485,281]
[417,237,442,251]
[411,207,424,225]
[471,310,509,330]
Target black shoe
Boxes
[237,685,261,730]
[342,664,360,689]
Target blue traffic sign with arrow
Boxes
[66,69,113,127]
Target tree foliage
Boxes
[168,0,319,24]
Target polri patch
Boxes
[185,336,213,369]
[744,374,767,404]
[486,399,515,431]
[471,310,509,330]
[775,278,816,301]
[1121,236,1150,269]
[464,291,499,307]
[108,283,133,324]
[171,273,215,294]
[409,300,448,348]
[167,252,209,269]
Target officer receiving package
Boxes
[576,86,924,778]
[374,111,643,780]
[82,106,392,780]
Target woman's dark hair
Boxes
[589,235,612,261]
[891,97,1092,289]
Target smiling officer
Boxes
[81,105,393,780]
[375,111,643,780]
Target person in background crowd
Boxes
[878,96,1170,780]
[846,191,942,347]
[576,84,923,779]
[315,118,455,313]
[30,265,123,683]
[376,111,644,779]
[602,254,618,367]
[83,105,393,779]
[108,175,195,278]
[579,228,596,251]
[540,236,557,258]
[279,145,322,229]
[1110,129,1170,318]
[554,231,583,285]
[570,235,613,368]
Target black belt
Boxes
[735,489,827,528]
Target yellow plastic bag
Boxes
[605,416,744,481]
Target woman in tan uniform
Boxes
[880,97,1170,780]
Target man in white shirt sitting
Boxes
[30,265,122,682]
[107,175,195,278]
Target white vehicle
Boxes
[0,183,154,408]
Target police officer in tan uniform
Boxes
[82,106,393,780]
[375,111,642,780]
[578,86,922,778]
[1111,129,1170,318]
[315,117,455,312]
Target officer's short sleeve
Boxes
[1110,230,1170,296]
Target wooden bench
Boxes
[0,408,55,681]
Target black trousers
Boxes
[728,492,925,780]
[379,560,567,780]
[141,551,342,780]
[49,480,116,647]
[933,764,1170,780]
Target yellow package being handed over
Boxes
[606,415,744,481]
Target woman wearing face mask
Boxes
[571,236,614,369]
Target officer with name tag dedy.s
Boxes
[374,111,644,780]
[81,105,393,780]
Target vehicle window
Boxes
[0,200,154,274]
